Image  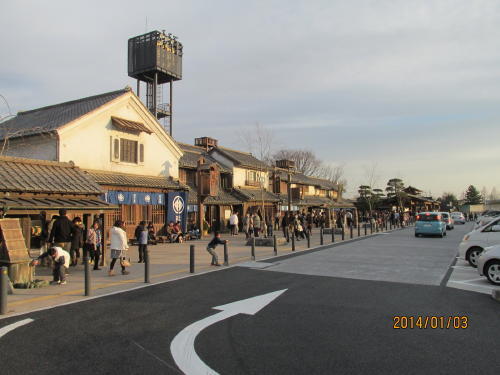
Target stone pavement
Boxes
[1,224,395,317]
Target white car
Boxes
[458,217,500,267]
[477,245,500,285]
[473,211,500,229]
[441,212,454,230]
[451,212,465,225]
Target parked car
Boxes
[451,212,466,225]
[415,212,447,238]
[477,244,500,285]
[441,212,454,230]
[458,216,500,267]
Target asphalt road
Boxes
[1,226,498,375]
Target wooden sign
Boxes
[0,219,31,264]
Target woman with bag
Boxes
[86,220,102,270]
[109,220,130,276]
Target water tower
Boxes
[128,30,183,136]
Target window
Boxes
[120,139,138,163]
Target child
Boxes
[206,232,227,266]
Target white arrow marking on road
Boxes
[0,318,34,339]
[170,289,287,375]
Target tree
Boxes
[481,186,488,204]
[386,178,407,212]
[316,163,347,186]
[489,187,498,201]
[440,192,458,211]
[464,185,482,205]
[357,185,384,213]
[238,122,275,165]
[273,149,322,176]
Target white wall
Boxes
[3,134,57,160]
[57,94,179,178]
[233,167,269,188]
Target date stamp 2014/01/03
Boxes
[393,316,469,329]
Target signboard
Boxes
[0,219,31,263]
[104,191,164,205]
[167,191,188,232]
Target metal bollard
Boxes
[286,227,290,243]
[370,222,373,234]
[0,266,7,315]
[390,221,393,230]
[273,235,277,256]
[320,228,324,245]
[307,231,311,248]
[358,223,361,237]
[364,222,367,236]
[376,223,379,233]
[291,234,295,251]
[190,245,195,273]
[342,226,345,241]
[251,237,256,260]
[145,248,150,283]
[224,242,229,266]
[331,227,335,243]
[350,225,353,239]
[84,256,92,296]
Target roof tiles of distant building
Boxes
[85,169,183,190]
[210,146,269,170]
[177,142,231,173]
[0,88,130,140]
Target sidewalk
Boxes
[1,224,398,318]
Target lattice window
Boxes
[152,205,165,225]
[120,139,138,163]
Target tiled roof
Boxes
[276,171,338,190]
[211,146,269,170]
[111,116,151,134]
[233,188,280,203]
[0,156,103,194]
[186,184,242,205]
[178,143,231,173]
[0,88,130,140]
[85,170,183,190]
[0,196,114,211]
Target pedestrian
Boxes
[49,209,73,251]
[31,246,70,285]
[134,221,148,263]
[281,213,289,239]
[109,220,130,276]
[147,222,156,242]
[253,213,261,238]
[229,212,239,235]
[86,220,102,270]
[206,231,227,266]
[70,217,84,266]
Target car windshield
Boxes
[442,213,449,218]
[417,214,440,222]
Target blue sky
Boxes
[1,0,500,198]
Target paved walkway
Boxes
[1,224,397,317]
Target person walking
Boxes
[134,221,148,263]
[109,220,130,276]
[31,247,70,285]
[206,231,227,266]
[70,217,84,266]
[253,213,261,238]
[86,220,102,270]
[229,212,239,236]
[49,209,73,251]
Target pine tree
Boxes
[464,185,482,205]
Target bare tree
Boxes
[489,187,498,201]
[238,122,275,164]
[316,163,347,186]
[273,149,322,176]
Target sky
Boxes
[1,0,500,198]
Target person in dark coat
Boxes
[49,209,73,251]
[70,217,84,266]
[206,232,227,266]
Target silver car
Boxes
[477,245,500,285]
[451,212,465,225]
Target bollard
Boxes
[364,222,367,236]
[358,223,361,237]
[190,245,195,273]
[286,227,290,243]
[307,231,311,248]
[0,266,7,315]
[291,234,295,251]
[342,226,345,241]
[145,248,150,283]
[84,256,92,296]
[376,223,379,233]
[331,227,335,243]
[251,237,256,260]
[320,228,324,245]
[370,222,373,234]
[273,235,277,256]
[350,224,353,239]
[224,242,229,266]
[390,221,393,230]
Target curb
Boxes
[492,290,500,302]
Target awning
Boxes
[0,196,116,212]
[111,116,152,134]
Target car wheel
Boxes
[439,232,444,238]
[466,247,483,268]
[444,231,447,236]
[415,233,419,237]
[485,261,500,286]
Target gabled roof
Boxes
[0,88,130,140]
[210,146,269,170]
[276,171,338,191]
[185,184,242,205]
[232,188,280,203]
[0,156,103,194]
[178,143,231,173]
[85,170,183,190]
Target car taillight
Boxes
[437,216,441,220]
[416,215,420,220]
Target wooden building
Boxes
[0,87,186,239]
[0,156,114,249]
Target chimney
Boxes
[195,137,218,152]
